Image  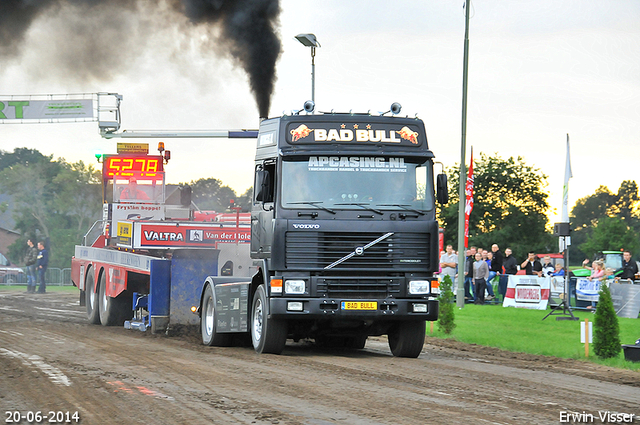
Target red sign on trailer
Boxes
[119,222,251,249]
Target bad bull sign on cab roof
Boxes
[287,122,423,146]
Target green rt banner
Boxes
[0,99,93,120]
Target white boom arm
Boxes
[97,92,257,139]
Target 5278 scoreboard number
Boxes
[102,155,164,179]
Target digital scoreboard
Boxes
[102,155,164,179]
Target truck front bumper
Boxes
[269,297,438,322]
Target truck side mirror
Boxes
[436,173,448,205]
[255,169,272,202]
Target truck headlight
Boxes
[285,279,306,295]
[409,280,430,295]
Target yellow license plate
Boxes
[341,301,378,310]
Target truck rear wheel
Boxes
[98,273,129,326]
[85,268,100,324]
[201,284,231,346]
[251,284,287,354]
[388,320,425,358]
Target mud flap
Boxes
[149,260,171,333]
[169,249,220,326]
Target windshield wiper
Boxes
[335,202,383,215]
[286,201,336,214]
[377,204,425,216]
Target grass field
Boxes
[428,303,640,371]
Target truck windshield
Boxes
[281,157,434,211]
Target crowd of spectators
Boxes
[439,245,638,305]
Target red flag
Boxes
[464,148,474,248]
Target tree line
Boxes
[1,147,637,269]
[439,153,639,265]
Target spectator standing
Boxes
[586,259,605,281]
[440,245,458,291]
[620,251,638,282]
[481,249,496,300]
[473,252,489,304]
[488,244,503,299]
[503,248,518,275]
[36,241,48,294]
[552,263,565,276]
[490,244,504,275]
[500,247,518,299]
[541,255,554,277]
[464,247,477,301]
[25,239,38,293]
[521,252,543,276]
[585,259,605,310]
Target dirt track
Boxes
[1,290,638,425]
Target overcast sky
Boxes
[1,0,638,223]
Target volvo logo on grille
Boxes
[292,224,320,229]
[355,246,364,256]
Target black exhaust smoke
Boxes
[176,0,281,118]
[0,0,281,118]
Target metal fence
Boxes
[1,267,73,286]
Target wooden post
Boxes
[584,318,589,358]
[430,321,434,334]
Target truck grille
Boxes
[315,276,401,299]
[285,232,430,271]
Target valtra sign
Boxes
[117,222,251,249]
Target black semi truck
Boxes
[199,108,448,358]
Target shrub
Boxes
[437,275,456,334]
[593,283,621,359]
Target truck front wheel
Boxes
[85,268,100,324]
[201,284,231,346]
[388,320,426,358]
[251,285,287,354]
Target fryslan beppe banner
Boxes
[0,99,93,120]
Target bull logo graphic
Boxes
[396,126,419,144]
[290,124,313,142]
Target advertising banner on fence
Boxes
[0,99,93,120]
[549,276,566,306]
[609,283,640,319]
[575,278,601,302]
[503,275,551,310]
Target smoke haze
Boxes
[0,0,281,117]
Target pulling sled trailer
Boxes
[70,142,256,333]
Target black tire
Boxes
[201,284,231,347]
[251,285,287,354]
[98,273,129,326]
[85,268,100,324]
[388,320,426,358]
